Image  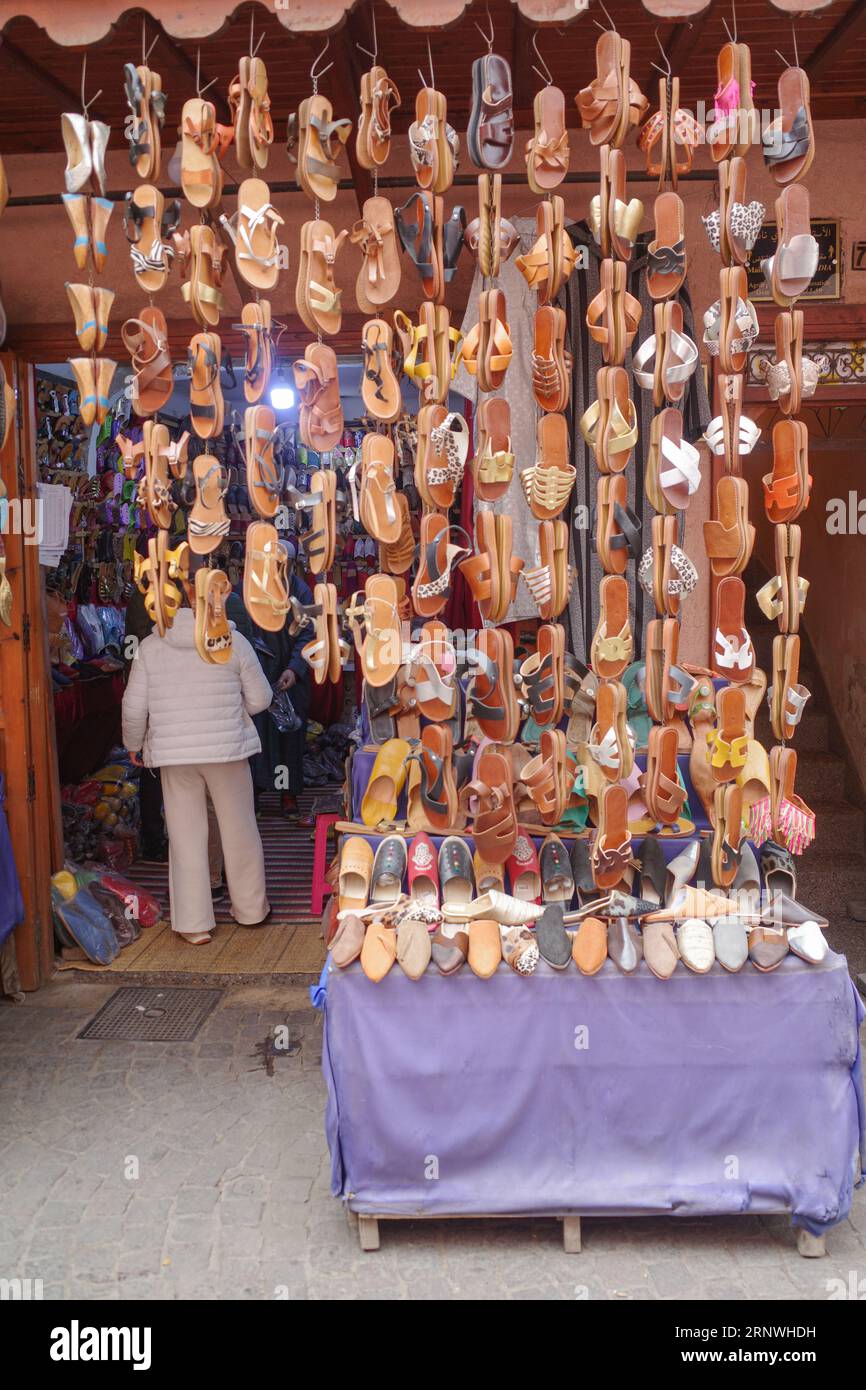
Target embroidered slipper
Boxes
[526,83,569,193]
[592,783,632,892]
[762,64,814,185]
[763,418,811,523]
[189,454,230,555]
[351,195,402,309]
[712,576,754,684]
[122,306,172,416]
[194,567,233,665]
[295,218,347,335]
[521,411,575,522]
[591,574,632,680]
[647,192,686,300]
[473,396,513,501]
[532,304,570,413]
[360,318,401,422]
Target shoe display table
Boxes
[320,950,865,1252]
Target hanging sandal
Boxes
[712,575,755,683]
[592,783,632,892]
[243,521,289,633]
[188,454,229,554]
[188,331,223,440]
[295,218,347,335]
[360,318,401,423]
[473,396,514,502]
[412,512,471,619]
[647,407,702,512]
[466,628,520,743]
[194,567,233,664]
[351,194,402,309]
[531,304,571,413]
[526,83,569,193]
[521,411,575,522]
[763,418,811,523]
[591,574,632,680]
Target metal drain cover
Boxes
[77,987,224,1042]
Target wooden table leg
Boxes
[358,1215,380,1251]
[562,1215,582,1253]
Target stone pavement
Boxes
[1,976,864,1302]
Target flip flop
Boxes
[347,573,402,687]
[359,433,401,544]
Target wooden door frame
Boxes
[0,351,62,990]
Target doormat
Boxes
[77,987,224,1042]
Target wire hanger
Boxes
[356,3,378,64]
[310,39,334,89]
[722,0,738,46]
[531,31,553,88]
[80,54,103,117]
[775,20,800,70]
[475,3,495,54]
[194,49,217,100]
[141,16,158,66]
[593,1,617,34]
[249,11,265,60]
[650,29,672,80]
[418,36,436,91]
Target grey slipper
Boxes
[665,840,700,905]
[536,904,572,970]
[713,918,749,972]
[608,917,643,974]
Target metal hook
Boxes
[474,3,495,53]
[531,31,553,87]
[356,3,378,63]
[427,36,435,90]
[249,10,265,59]
[141,17,158,65]
[650,29,672,79]
[310,39,334,83]
[791,19,800,69]
[80,53,102,117]
[722,0,738,45]
[774,47,791,68]
[593,0,617,33]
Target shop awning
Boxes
[0,0,586,46]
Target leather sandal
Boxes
[645,723,687,828]
[351,194,402,310]
[518,623,564,729]
[526,83,569,193]
[592,783,632,892]
[521,411,575,522]
[469,745,518,864]
[704,475,754,577]
[520,730,569,826]
[411,512,471,619]
[531,305,571,413]
[763,419,811,523]
[473,397,514,501]
[467,628,520,743]
[712,576,755,684]
[591,574,632,680]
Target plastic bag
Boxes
[269,687,302,734]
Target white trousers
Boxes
[160,760,269,936]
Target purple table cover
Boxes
[322,951,865,1234]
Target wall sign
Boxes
[747,218,841,301]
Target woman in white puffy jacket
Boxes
[122,604,274,944]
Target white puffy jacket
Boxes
[122,609,273,768]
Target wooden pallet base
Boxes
[347,1208,826,1258]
